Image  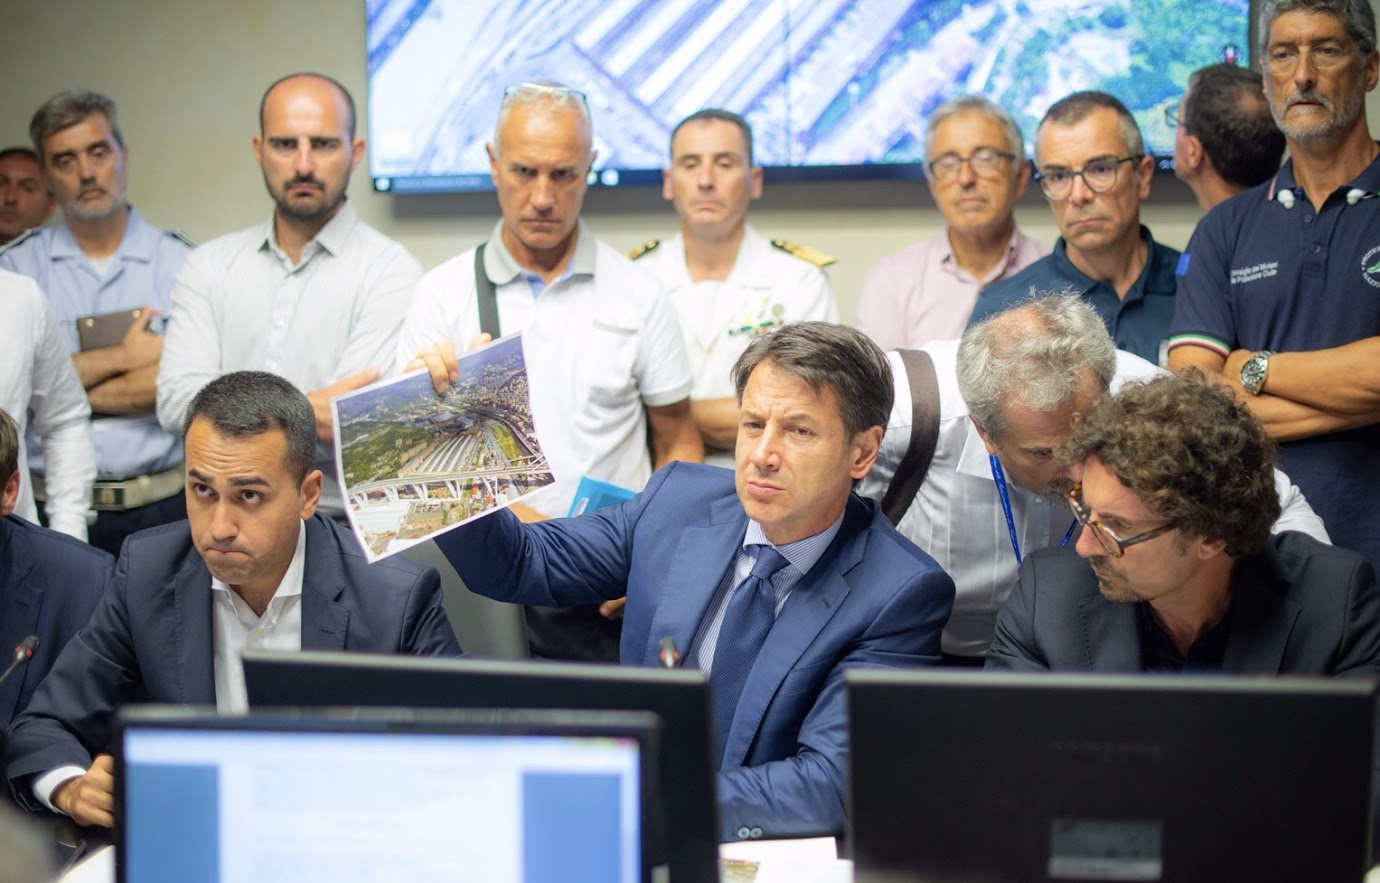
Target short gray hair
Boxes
[957,293,1117,438]
[926,95,1024,159]
[1259,0,1376,59]
[732,322,893,439]
[1038,91,1144,159]
[30,89,124,159]
[494,81,592,147]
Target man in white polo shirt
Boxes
[401,82,701,659]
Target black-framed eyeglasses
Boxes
[1164,105,1180,127]
[927,147,1017,181]
[1034,155,1143,201]
[1066,483,1177,558]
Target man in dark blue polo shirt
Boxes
[1168,0,1380,568]
[968,92,1177,366]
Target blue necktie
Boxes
[710,545,790,765]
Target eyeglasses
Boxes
[1034,155,1143,201]
[1265,42,1355,76]
[503,82,589,105]
[927,147,1017,181]
[1065,483,1177,558]
[1164,105,1180,127]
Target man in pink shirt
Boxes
[858,96,1048,349]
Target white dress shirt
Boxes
[211,519,306,713]
[636,225,839,468]
[397,221,694,516]
[156,201,422,514]
[858,342,1332,657]
[0,270,95,540]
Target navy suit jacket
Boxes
[5,513,462,809]
[435,462,955,841]
[986,532,1380,675]
[0,516,111,730]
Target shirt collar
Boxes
[939,224,1023,283]
[258,198,358,263]
[741,510,845,577]
[484,218,597,285]
[1272,143,1380,198]
[1051,225,1158,297]
[210,519,307,607]
[49,205,154,263]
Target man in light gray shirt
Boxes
[157,72,421,516]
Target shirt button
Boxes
[1303,213,1314,223]
[736,826,751,840]
[1311,243,1322,254]
[750,827,763,839]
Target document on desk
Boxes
[720,837,850,883]
[332,333,556,562]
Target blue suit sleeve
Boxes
[399,565,464,657]
[6,551,141,810]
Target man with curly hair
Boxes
[986,370,1380,674]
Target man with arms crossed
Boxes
[430,322,955,841]
[158,73,422,519]
[857,295,1327,663]
[1169,0,1380,567]
[6,372,461,827]
[859,95,1046,348]
[1,90,191,555]
[635,109,838,467]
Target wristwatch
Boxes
[1239,350,1274,395]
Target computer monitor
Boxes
[243,651,718,883]
[846,670,1377,883]
[116,705,655,883]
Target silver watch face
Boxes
[1241,352,1270,394]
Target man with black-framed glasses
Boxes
[859,95,1047,349]
[986,370,1380,677]
[967,91,1177,366]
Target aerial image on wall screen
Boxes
[365,0,1249,193]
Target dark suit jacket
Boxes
[986,531,1380,675]
[435,462,955,841]
[5,513,461,810]
[0,516,111,730]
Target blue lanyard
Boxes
[990,455,1078,564]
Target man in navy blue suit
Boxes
[435,322,956,841]
[987,370,1380,675]
[5,371,461,826]
[0,408,109,732]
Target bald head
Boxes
[259,73,357,140]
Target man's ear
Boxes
[1,471,18,518]
[848,426,885,481]
[970,416,999,456]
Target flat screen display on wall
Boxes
[365,0,1251,194]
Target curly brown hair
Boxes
[1059,371,1280,557]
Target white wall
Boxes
[4,0,1377,322]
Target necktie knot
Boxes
[748,545,790,586]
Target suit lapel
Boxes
[720,499,862,767]
[641,495,742,665]
[1221,552,1298,674]
[300,517,349,651]
[1078,595,1143,672]
[0,522,41,723]
[168,546,216,703]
